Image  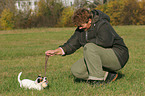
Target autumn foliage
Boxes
[96,0,145,25]
[0,0,145,30]
[0,9,14,30]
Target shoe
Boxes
[105,72,118,83]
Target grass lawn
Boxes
[0,26,145,96]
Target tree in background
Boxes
[35,0,52,27]
[0,0,16,15]
[121,0,145,25]
[47,0,64,27]
[0,0,16,30]
[14,0,64,28]
[57,7,74,27]
[33,0,63,27]
[14,9,32,29]
[97,0,125,25]
[96,0,145,25]
[0,0,145,30]
[138,0,145,25]
[0,9,15,30]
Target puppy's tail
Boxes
[18,72,22,83]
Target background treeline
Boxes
[96,0,145,25]
[0,0,145,30]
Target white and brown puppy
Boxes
[18,72,48,90]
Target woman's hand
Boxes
[45,48,63,56]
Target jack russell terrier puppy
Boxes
[18,72,48,90]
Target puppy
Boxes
[18,72,47,90]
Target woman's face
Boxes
[78,19,92,31]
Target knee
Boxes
[84,43,104,53]
[71,65,85,79]
[71,66,80,78]
[84,43,94,53]
[84,43,100,55]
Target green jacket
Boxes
[60,10,129,68]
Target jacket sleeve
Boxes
[59,31,81,55]
[95,21,115,48]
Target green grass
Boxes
[0,26,145,96]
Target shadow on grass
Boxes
[73,72,125,84]
[74,78,87,83]
[116,72,125,80]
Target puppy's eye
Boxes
[45,78,47,80]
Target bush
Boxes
[137,0,145,25]
[96,0,145,25]
[0,9,15,30]
[14,10,32,29]
[35,0,54,27]
[121,0,141,25]
[105,0,124,25]
[14,0,64,28]
[57,7,74,27]
[37,0,51,17]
